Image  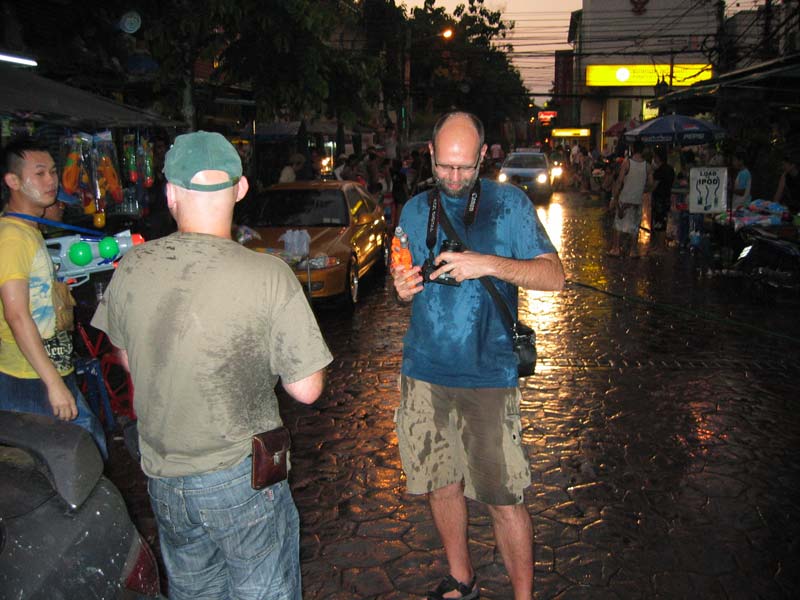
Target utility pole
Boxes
[762,0,776,59]
[714,0,728,128]
[715,0,728,73]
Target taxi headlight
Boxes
[536,173,548,184]
[498,173,508,183]
[297,255,341,270]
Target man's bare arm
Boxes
[0,279,77,420]
[430,251,565,291]
[282,369,325,405]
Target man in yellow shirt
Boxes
[0,137,106,458]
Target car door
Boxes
[344,184,381,273]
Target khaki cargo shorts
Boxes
[394,375,531,505]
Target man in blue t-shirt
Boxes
[391,112,565,600]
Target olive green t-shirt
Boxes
[91,232,332,478]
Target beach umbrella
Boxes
[623,114,725,145]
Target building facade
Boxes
[568,0,718,150]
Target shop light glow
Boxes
[0,52,37,67]
[586,64,712,87]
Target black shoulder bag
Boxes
[427,188,537,377]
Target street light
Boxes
[401,27,453,149]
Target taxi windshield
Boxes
[246,190,349,227]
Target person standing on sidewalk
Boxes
[391,112,565,600]
[773,153,800,213]
[0,136,107,458]
[608,139,653,258]
[91,132,332,599]
[731,151,752,211]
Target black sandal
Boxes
[427,574,479,600]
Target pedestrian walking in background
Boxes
[0,136,107,459]
[390,112,565,600]
[91,132,332,599]
[489,141,505,166]
[608,139,653,258]
[649,147,675,255]
[333,154,348,180]
[391,158,409,216]
[279,153,306,183]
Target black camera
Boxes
[421,239,463,286]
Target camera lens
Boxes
[441,240,463,253]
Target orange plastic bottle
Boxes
[391,226,412,270]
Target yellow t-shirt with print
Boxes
[0,216,73,378]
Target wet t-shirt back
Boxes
[91,232,332,478]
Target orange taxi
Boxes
[235,180,388,307]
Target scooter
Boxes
[725,226,800,301]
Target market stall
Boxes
[1,65,183,427]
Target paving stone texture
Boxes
[106,191,800,599]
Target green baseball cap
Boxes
[164,131,242,192]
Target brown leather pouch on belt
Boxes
[251,426,291,490]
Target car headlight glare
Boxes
[551,166,563,177]
[498,173,508,183]
[536,173,548,184]
[297,255,341,270]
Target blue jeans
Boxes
[0,371,108,460]
[147,456,301,600]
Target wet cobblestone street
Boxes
[107,190,800,599]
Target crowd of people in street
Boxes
[550,134,800,261]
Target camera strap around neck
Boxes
[426,187,519,335]
[425,181,481,256]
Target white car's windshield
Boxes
[504,154,547,169]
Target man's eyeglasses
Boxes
[432,156,481,175]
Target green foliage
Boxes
[132,0,383,126]
[216,0,333,119]
[10,0,528,137]
[362,0,408,113]
[404,0,529,139]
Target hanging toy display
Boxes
[59,129,147,227]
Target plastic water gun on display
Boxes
[391,226,413,270]
[61,151,83,195]
[93,132,123,207]
[46,230,145,288]
[97,155,123,203]
[60,134,93,203]
[138,138,154,188]
[123,134,138,184]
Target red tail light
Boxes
[122,533,161,595]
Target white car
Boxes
[497,151,553,202]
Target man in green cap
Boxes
[92,131,332,599]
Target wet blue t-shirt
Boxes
[399,179,555,388]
